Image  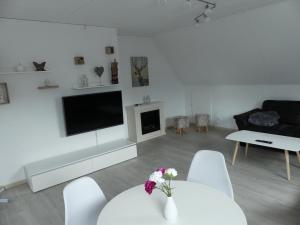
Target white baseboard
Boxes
[3,179,26,190]
[212,126,238,131]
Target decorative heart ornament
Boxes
[94,66,104,77]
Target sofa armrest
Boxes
[233,108,261,130]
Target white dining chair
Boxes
[187,150,234,199]
[63,177,107,225]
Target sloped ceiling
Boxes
[155,1,300,84]
[0,0,284,35]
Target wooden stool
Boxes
[195,114,209,132]
[174,116,189,135]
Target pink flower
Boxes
[156,167,166,174]
[144,180,156,195]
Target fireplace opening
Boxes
[141,110,161,135]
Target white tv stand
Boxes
[24,139,137,192]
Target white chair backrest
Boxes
[187,150,234,199]
[63,177,107,225]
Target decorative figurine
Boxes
[80,75,89,87]
[33,61,46,71]
[111,59,119,84]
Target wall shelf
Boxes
[0,70,51,75]
[38,85,59,90]
[72,84,118,90]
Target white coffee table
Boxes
[226,130,300,180]
[97,181,247,225]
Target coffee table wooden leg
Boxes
[245,143,249,157]
[284,150,291,181]
[232,142,240,165]
[296,152,300,165]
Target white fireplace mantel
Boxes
[126,101,166,143]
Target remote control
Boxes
[255,139,272,144]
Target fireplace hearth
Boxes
[141,110,161,135]
[126,102,166,143]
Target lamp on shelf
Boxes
[193,1,215,26]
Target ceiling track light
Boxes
[158,0,216,26]
[196,0,216,9]
[194,18,200,28]
[204,4,212,14]
[194,0,216,26]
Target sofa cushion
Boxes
[248,111,280,127]
[262,100,300,126]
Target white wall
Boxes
[186,85,300,129]
[155,1,300,85]
[118,36,186,127]
[155,0,300,129]
[0,19,185,186]
[184,85,212,124]
[3,1,298,186]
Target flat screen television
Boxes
[62,91,124,136]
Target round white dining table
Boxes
[97,181,247,225]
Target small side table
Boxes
[174,116,189,135]
[195,114,209,132]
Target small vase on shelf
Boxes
[15,63,25,72]
[164,196,178,223]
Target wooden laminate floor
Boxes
[1,127,300,225]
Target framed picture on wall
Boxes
[131,56,149,87]
[0,83,10,105]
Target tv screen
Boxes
[62,91,124,136]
